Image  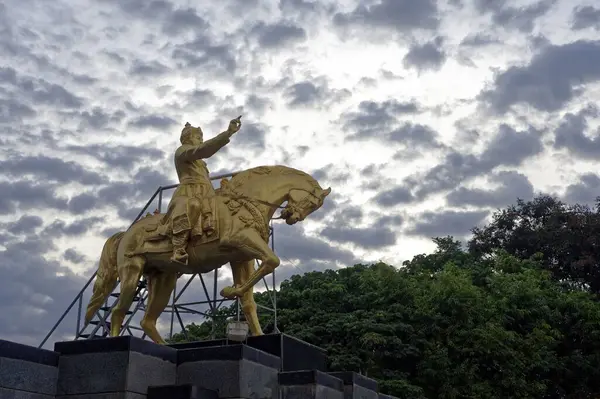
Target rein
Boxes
[223,188,321,220]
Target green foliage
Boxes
[469,195,600,294]
[174,195,600,398]
[264,251,600,398]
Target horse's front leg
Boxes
[221,229,280,299]
[230,260,263,336]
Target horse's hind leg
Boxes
[110,255,144,337]
[140,272,178,344]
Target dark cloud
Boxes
[283,79,351,108]
[0,237,88,346]
[409,124,543,200]
[403,37,446,72]
[99,0,208,36]
[231,122,267,151]
[447,171,534,208]
[491,0,556,33]
[0,155,106,186]
[571,6,600,30]
[43,217,104,237]
[554,106,600,160]
[0,98,36,122]
[0,181,68,215]
[472,0,555,33]
[97,167,170,221]
[245,94,272,115]
[374,186,414,207]
[341,99,420,139]
[333,0,439,34]
[129,59,170,77]
[321,224,397,249]
[479,40,600,114]
[185,89,218,109]
[171,35,237,75]
[251,21,307,48]
[563,173,600,205]
[0,67,83,109]
[73,107,125,130]
[309,165,350,187]
[66,143,166,169]
[377,214,404,227]
[388,122,443,148]
[460,33,501,47]
[128,115,178,129]
[3,215,44,235]
[408,210,489,238]
[272,223,358,268]
[63,248,86,264]
[68,193,98,214]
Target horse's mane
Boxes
[226,165,320,190]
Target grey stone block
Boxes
[377,395,399,399]
[279,370,344,399]
[177,345,280,398]
[147,384,218,399]
[0,339,59,398]
[55,337,177,396]
[0,357,58,396]
[55,392,145,399]
[0,387,53,399]
[328,372,378,399]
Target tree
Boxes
[468,195,600,294]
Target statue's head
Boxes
[281,187,331,225]
[180,122,203,145]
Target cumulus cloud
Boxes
[0,0,598,346]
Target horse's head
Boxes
[281,186,331,225]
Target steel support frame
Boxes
[39,171,279,348]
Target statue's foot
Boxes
[220,285,241,299]
[170,250,188,265]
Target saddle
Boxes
[143,196,219,244]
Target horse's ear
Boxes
[322,187,331,197]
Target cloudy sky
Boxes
[2,0,600,347]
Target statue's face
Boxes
[190,128,203,145]
[282,187,331,225]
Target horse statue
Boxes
[84,165,331,344]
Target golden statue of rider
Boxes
[161,116,242,265]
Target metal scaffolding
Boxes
[39,172,278,348]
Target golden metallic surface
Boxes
[84,117,331,344]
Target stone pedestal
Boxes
[329,372,378,399]
[0,339,58,399]
[176,344,280,398]
[279,370,344,399]
[0,335,402,399]
[147,384,218,399]
[54,336,177,399]
[171,333,328,372]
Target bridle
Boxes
[224,187,323,220]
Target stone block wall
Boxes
[0,334,400,399]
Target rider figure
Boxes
[162,117,242,265]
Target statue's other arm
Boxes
[177,131,232,161]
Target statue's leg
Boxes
[140,272,178,344]
[221,230,280,299]
[110,255,144,337]
[201,197,215,235]
[171,201,191,265]
[230,260,263,336]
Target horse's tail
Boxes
[84,231,125,326]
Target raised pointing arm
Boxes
[177,130,232,161]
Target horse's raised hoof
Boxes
[220,286,241,299]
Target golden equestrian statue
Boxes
[83,116,331,344]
